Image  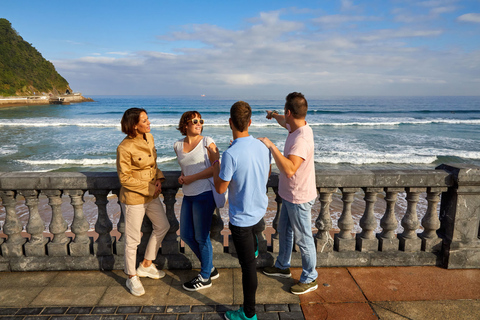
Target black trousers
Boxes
[229,222,259,318]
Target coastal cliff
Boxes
[0,18,73,98]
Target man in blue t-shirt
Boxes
[207,101,271,320]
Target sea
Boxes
[1,95,480,233]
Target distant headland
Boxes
[0,18,93,107]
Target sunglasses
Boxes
[188,118,204,125]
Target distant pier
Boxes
[0,93,93,107]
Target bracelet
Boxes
[211,159,220,166]
[271,110,279,116]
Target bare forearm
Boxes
[272,114,287,129]
[268,144,297,178]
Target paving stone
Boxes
[0,316,24,320]
[203,313,225,320]
[288,304,302,312]
[42,307,68,315]
[177,314,202,320]
[279,311,305,320]
[16,309,43,316]
[140,307,165,314]
[0,310,18,316]
[24,316,51,320]
[126,315,152,320]
[66,307,93,315]
[101,316,126,320]
[116,307,142,314]
[254,305,265,313]
[265,304,289,312]
[151,316,176,320]
[165,306,189,314]
[92,307,117,315]
[256,312,279,320]
[50,316,77,320]
[76,316,103,320]
[190,305,215,313]
[215,305,236,313]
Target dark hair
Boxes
[230,101,251,132]
[121,108,147,137]
[285,92,308,119]
[177,111,202,136]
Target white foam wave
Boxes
[316,151,438,165]
[309,119,480,127]
[16,156,177,166]
[0,145,18,155]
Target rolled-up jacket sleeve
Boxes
[117,145,155,197]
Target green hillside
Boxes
[0,18,70,97]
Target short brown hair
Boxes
[285,92,308,119]
[121,108,147,137]
[177,111,202,136]
[230,101,251,132]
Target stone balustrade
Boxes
[0,164,479,272]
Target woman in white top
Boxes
[174,111,219,291]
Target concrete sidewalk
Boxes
[0,266,479,320]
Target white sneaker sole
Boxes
[262,271,292,278]
[126,283,145,296]
[137,270,165,279]
[182,282,212,292]
[291,284,318,295]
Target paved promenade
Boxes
[0,266,479,320]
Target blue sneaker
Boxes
[225,307,257,320]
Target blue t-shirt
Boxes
[219,135,271,227]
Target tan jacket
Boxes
[116,132,165,205]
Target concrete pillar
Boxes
[20,190,48,256]
[270,186,282,253]
[356,188,382,252]
[0,191,26,257]
[398,188,424,252]
[91,189,113,256]
[68,189,91,256]
[334,188,357,252]
[315,188,336,252]
[437,164,480,269]
[161,187,180,254]
[378,188,403,251]
[419,187,446,252]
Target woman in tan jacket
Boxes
[116,107,170,297]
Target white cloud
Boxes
[457,13,480,23]
[54,8,480,96]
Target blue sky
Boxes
[2,0,480,96]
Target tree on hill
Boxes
[0,18,71,97]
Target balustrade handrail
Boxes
[1,163,479,272]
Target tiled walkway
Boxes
[1,267,479,319]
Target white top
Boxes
[174,136,215,196]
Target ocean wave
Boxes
[315,152,438,165]
[309,119,480,127]
[16,156,177,166]
[0,145,17,155]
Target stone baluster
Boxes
[91,190,113,256]
[419,187,446,252]
[315,188,336,252]
[161,188,180,254]
[20,190,48,256]
[378,188,403,251]
[398,188,424,252]
[356,188,382,252]
[334,188,357,252]
[43,190,69,256]
[0,191,26,257]
[210,208,225,254]
[112,189,124,256]
[271,186,282,253]
[67,190,91,256]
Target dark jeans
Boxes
[229,221,259,318]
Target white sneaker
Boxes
[126,276,145,296]
[136,263,165,279]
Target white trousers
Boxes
[122,198,170,275]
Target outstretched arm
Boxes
[266,110,287,129]
[258,137,304,179]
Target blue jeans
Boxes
[275,198,318,283]
[180,190,216,279]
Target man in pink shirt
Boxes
[258,92,318,295]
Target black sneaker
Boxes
[182,274,212,291]
[263,266,292,278]
[211,267,219,280]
